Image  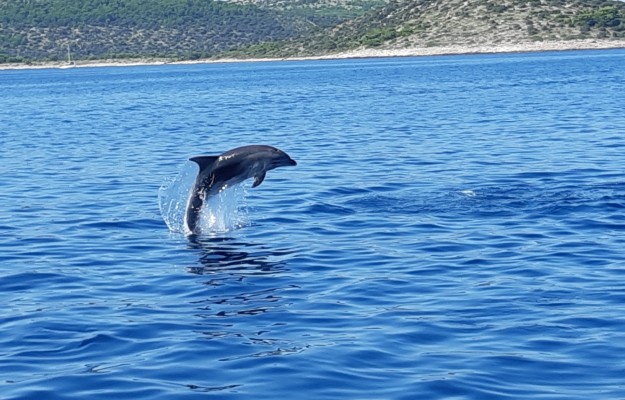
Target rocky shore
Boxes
[2,38,624,70]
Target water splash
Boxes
[158,162,249,234]
[197,184,249,234]
[158,162,196,233]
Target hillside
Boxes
[0,0,309,62]
[1,0,624,63]
[0,0,386,63]
[232,0,625,57]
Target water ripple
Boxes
[2,50,625,399]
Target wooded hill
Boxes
[0,0,317,62]
[1,0,624,63]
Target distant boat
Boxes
[59,44,76,69]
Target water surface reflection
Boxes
[186,235,292,276]
[182,234,306,382]
[185,234,297,323]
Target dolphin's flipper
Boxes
[252,172,266,188]
[189,156,219,172]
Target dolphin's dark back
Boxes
[184,146,296,234]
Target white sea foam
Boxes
[460,189,477,197]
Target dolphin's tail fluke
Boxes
[186,155,220,234]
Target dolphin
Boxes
[184,145,297,234]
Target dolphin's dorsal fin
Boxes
[189,156,219,172]
[252,172,266,188]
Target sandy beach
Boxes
[2,38,624,70]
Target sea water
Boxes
[1,49,625,399]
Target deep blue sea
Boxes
[2,49,625,399]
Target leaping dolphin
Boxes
[184,145,297,234]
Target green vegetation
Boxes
[0,0,279,29]
[1,0,624,63]
[575,6,624,29]
[360,27,400,46]
[0,0,326,61]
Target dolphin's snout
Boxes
[277,151,296,167]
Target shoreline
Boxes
[2,38,624,70]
